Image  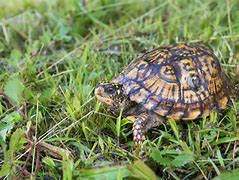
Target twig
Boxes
[0,92,15,108]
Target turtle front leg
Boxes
[133,116,147,146]
[127,113,164,157]
[127,114,149,156]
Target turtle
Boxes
[95,43,234,150]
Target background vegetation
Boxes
[0,0,238,179]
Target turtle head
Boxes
[95,82,130,115]
[95,82,124,106]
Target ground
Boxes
[0,0,238,179]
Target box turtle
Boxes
[95,43,234,150]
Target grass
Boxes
[0,0,238,179]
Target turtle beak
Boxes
[95,85,114,106]
[95,86,104,96]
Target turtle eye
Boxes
[106,87,115,94]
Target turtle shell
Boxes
[113,43,232,120]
